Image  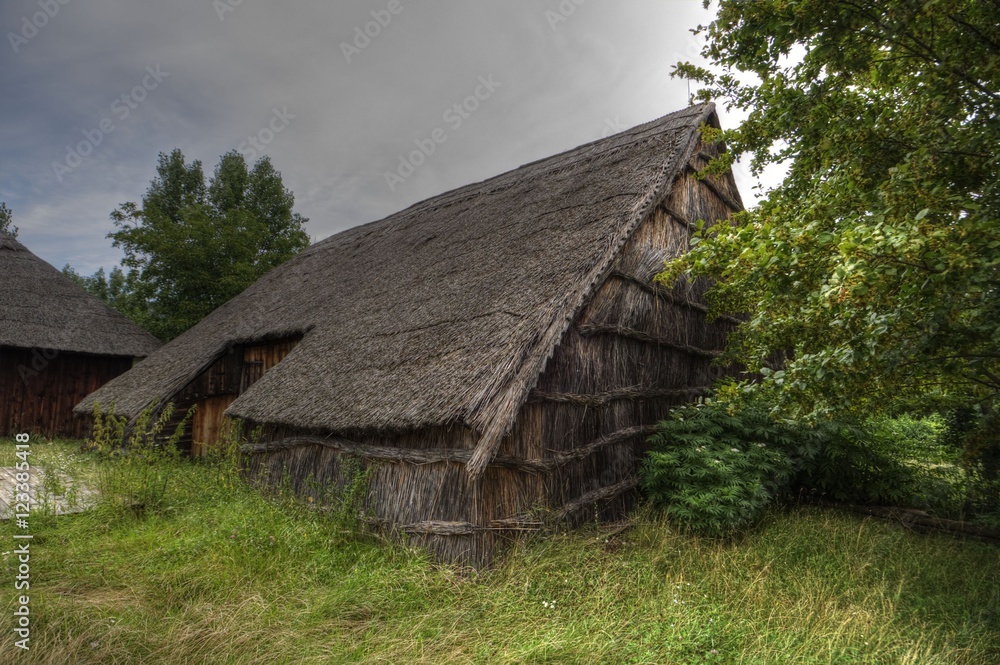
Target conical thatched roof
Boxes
[0,234,161,358]
[78,103,720,472]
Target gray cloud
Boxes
[1,0,770,275]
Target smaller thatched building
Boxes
[79,103,744,566]
[0,234,161,438]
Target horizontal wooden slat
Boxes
[528,386,709,407]
[577,323,723,358]
[609,271,743,325]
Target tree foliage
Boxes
[0,201,17,238]
[664,0,1000,420]
[62,264,131,312]
[109,149,310,340]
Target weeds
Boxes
[87,402,192,515]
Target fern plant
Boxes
[641,401,796,537]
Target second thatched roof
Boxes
[0,234,161,358]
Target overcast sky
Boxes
[1,0,771,275]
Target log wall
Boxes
[0,346,134,439]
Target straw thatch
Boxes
[77,103,744,565]
[1,234,161,437]
[0,235,160,357]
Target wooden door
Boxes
[191,394,237,456]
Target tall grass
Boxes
[87,402,193,515]
[0,438,997,664]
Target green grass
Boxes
[0,439,998,664]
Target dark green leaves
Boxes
[640,398,942,536]
[108,149,310,340]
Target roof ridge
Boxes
[309,104,715,248]
[401,103,713,218]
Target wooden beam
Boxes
[242,422,677,475]
[685,163,744,213]
[662,205,696,230]
[399,520,478,536]
[528,385,710,407]
[577,323,723,358]
[546,424,660,465]
[693,150,722,165]
[609,271,743,325]
[241,435,547,474]
[553,477,639,520]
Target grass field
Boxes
[0,439,997,664]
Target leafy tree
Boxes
[0,201,17,237]
[62,264,132,312]
[664,0,999,422]
[110,149,310,340]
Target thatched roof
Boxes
[0,234,161,358]
[78,103,720,474]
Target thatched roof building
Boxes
[1,234,161,438]
[78,103,744,565]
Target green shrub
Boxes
[641,401,795,537]
[942,406,1000,524]
[789,418,928,507]
[641,398,943,537]
[869,414,951,464]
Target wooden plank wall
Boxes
[191,394,238,456]
[0,346,134,439]
[242,338,301,392]
[172,335,302,455]
[495,135,744,531]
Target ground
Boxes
[0,438,997,664]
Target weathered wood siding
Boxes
[0,346,134,438]
[191,394,238,456]
[169,336,302,455]
[519,137,743,529]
